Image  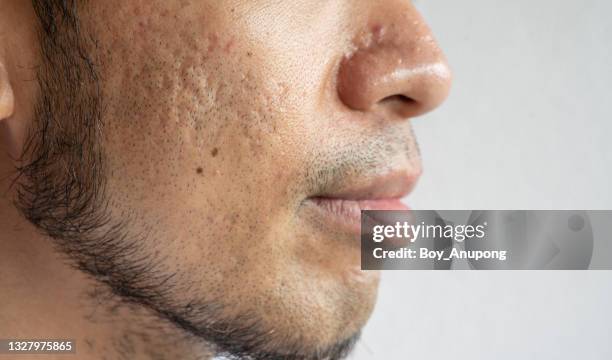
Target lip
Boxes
[303,170,419,235]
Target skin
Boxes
[0,1,451,359]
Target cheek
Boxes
[91,4,308,255]
[88,0,320,194]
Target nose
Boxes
[337,3,452,119]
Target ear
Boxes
[0,58,21,159]
[0,1,40,160]
[0,61,14,122]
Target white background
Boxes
[352,1,612,359]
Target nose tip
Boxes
[337,14,452,119]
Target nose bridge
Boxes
[337,3,452,118]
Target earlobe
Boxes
[0,61,15,121]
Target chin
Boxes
[268,240,380,353]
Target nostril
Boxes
[378,94,417,108]
[380,94,416,105]
[380,95,416,104]
[377,94,423,117]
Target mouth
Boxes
[303,169,419,235]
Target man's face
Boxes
[19,0,450,358]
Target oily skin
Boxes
[0,0,451,359]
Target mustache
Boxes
[302,124,420,197]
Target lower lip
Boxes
[306,197,409,234]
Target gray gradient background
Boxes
[352,1,612,359]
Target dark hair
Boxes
[31,1,80,38]
[31,1,80,32]
[18,0,107,256]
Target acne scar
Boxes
[211,148,219,157]
[208,33,219,52]
[196,167,203,174]
[224,38,235,54]
[372,24,385,39]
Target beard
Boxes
[14,2,360,359]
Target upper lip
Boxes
[310,168,421,201]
